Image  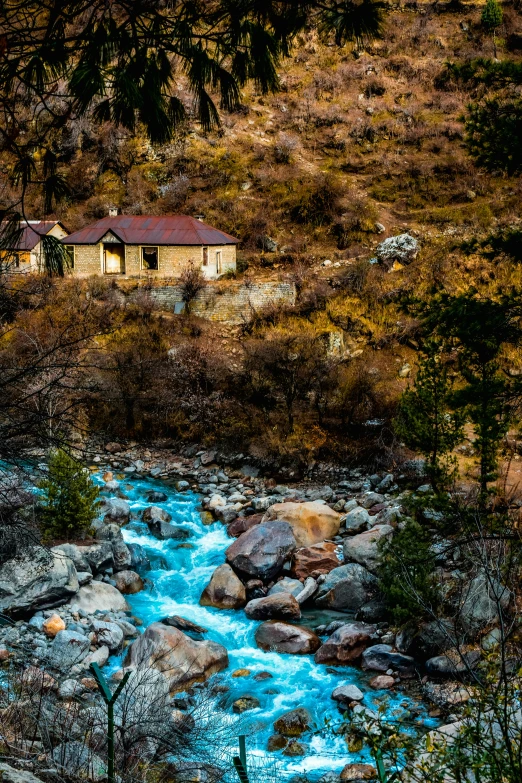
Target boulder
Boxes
[425,649,481,677]
[79,542,114,573]
[331,684,364,705]
[123,622,228,692]
[227,514,263,538]
[245,593,301,621]
[369,675,395,690]
[232,696,260,713]
[0,764,47,783]
[225,521,296,580]
[343,525,394,573]
[340,764,378,781]
[91,619,124,651]
[52,741,107,782]
[262,501,340,547]
[146,491,168,503]
[358,492,385,509]
[255,621,320,654]
[274,708,311,737]
[361,644,417,676]
[292,542,340,580]
[315,622,376,665]
[0,547,79,617]
[459,573,510,634]
[343,507,371,534]
[127,543,151,572]
[314,564,378,612]
[96,523,132,570]
[101,497,130,524]
[43,614,66,638]
[69,582,129,614]
[269,577,303,598]
[114,570,144,594]
[199,564,246,609]
[48,629,90,671]
[52,543,91,573]
[376,233,419,270]
[143,506,190,539]
[143,505,172,525]
[214,505,239,524]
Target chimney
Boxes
[195,214,204,222]
[108,206,118,217]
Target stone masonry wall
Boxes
[145,281,297,323]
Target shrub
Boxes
[39,449,100,541]
[379,519,439,624]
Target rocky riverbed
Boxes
[0,446,463,782]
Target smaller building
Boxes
[63,214,239,279]
[1,220,69,272]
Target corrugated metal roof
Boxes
[64,215,240,246]
[5,221,65,251]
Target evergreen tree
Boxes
[482,0,503,57]
[395,340,464,492]
[39,449,100,541]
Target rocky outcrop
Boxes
[225,521,296,580]
[262,501,340,547]
[0,547,79,616]
[291,542,340,580]
[314,563,378,612]
[315,622,377,664]
[124,622,229,692]
[255,621,321,654]
[68,582,129,614]
[343,525,394,573]
[199,564,246,609]
[245,592,301,621]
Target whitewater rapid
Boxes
[95,472,434,779]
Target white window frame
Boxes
[216,249,222,273]
[202,246,209,266]
[65,245,75,269]
[141,245,159,271]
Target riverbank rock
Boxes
[199,564,246,609]
[124,622,228,692]
[101,497,131,524]
[269,577,303,598]
[459,573,510,634]
[227,515,263,538]
[343,525,394,573]
[225,521,296,580]
[245,593,301,621]
[255,621,320,654]
[274,708,311,736]
[314,563,378,612]
[52,543,91,573]
[43,614,66,638]
[376,233,419,270]
[96,523,132,570]
[362,644,417,676]
[262,502,340,546]
[114,570,144,594]
[425,649,481,677]
[232,696,260,713]
[331,684,364,705]
[48,629,90,671]
[370,675,395,689]
[340,763,378,781]
[343,507,372,534]
[292,542,340,580]
[68,582,129,614]
[315,622,377,664]
[0,547,79,616]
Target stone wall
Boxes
[145,281,297,323]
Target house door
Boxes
[104,243,125,274]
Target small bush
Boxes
[39,450,100,541]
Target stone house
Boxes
[2,220,69,272]
[63,214,239,279]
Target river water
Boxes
[95,472,434,779]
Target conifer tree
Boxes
[482,0,503,57]
[39,449,100,541]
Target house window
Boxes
[202,247,208,266]
[104,243,125,274]
[141,246,158,271]
[65,245,74,269]
[216,250,222,274]
[13,253,20,268]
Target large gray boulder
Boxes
[0,547,79,616]
[0,764,46,783]
[245,592,301,621]
[199,564,246,609]
[124,622,228,693]
[362,644,417,676]
[255,621,320,654]
[96,523,132,571]
[79,542,114,573]
[458,573,511,634]
[91,619,124,651]
[269,577,303,598]
[52,741,107,782]
[225,521,296,580]
[343,525,394,573]
[48,629,90,671]
[52,543,91,573]
[314,563,378,612]
[315,622,376,665]
[376,233,419,270]
[68,582,129,613]
[101,497,131,524]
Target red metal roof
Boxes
[5,221,65,251]
[64,215,239,246]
